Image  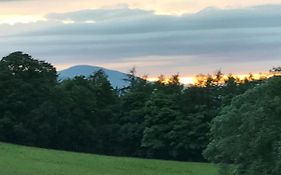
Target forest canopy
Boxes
[0,52,280,175]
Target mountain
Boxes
[58,65,129,88]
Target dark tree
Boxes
[0,52,57,145]
[116,69,154,156]
[204,76,281,175]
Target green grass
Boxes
[0,142,218,175]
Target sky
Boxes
[1,0,281,77]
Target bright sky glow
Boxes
[148,73,277,85]
[147,77,196,85]
[0,15,45,25]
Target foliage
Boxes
[0,52,57,145]
[204,76,281,175]
[0,52,264,163]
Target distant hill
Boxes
[58,65,129,88]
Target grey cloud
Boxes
[44,5,281,33]
[46,7,154,22]
[1,5,281,74]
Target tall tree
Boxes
[117,69,153,156]
[204,76,281,175]
[0,52,57,145]
[50,70,119,153]
[89,70,119,154]
[142,75,186,160]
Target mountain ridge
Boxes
[58,65,129,88]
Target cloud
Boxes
[1,5,281,75]
[46,6,154,22]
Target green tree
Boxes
[176,72,223,161]
[142,91,184,159]
[142,75,187,160]
[89,70,119,154]
[117,69,153,156]
[51,70,119,153]
[0,52,57,145]
[204,76,281,175]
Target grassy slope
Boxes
[0,142,218,175]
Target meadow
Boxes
[0,142,218,175]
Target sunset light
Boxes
[147,72,277,85]
[0,15,45,25]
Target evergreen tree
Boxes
[117,69,153,156]
[142,75,186,160]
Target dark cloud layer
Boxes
[1,5,281,74]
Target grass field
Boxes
[0,142,218,175]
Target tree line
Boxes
[0,52,279,172]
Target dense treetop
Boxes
[204,76,281,175]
